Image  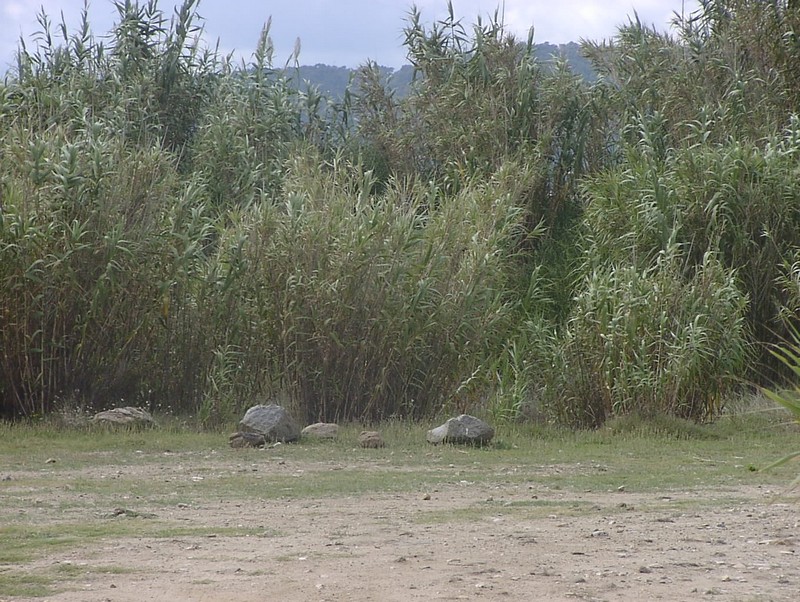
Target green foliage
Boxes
[572,2,800,400]
[680,0,800,117]
[581,114,800,382]
[241,154,521,421]
[0,2,336,419]
[602,412,722,440]
[0,119,181,414]
[763,333,800,422]
[2,0,800,427]
[189,22,339,212]
[584,1,800,145]
[546,249,748,427]
[760,327,800,488]
[354,6,610,228]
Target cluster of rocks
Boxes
[227,404,375,448]
[87,403,496,448]
[228,404,495,449]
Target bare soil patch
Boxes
[3,453,798,602]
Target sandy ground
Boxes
[3,457,799,602]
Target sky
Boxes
[1,0,693,71]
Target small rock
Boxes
[301,422,339,439]
[229,431,267,448]
[105,507,156,519]
[422,493,431,500]
[91,407,156,428]
[638,566,652,574]
[45,458,57,464]
[359,431,385,448]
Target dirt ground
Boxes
[4,456,799,602]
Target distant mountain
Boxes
[283,42,596,103]
[533,42,596,81]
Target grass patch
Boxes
[2,417,797,499]
[0,569,55,597]
[0,560,135,598]
[0,420,227,469]
[53,563,135,576]
[0,522,252,563]
[601,413,723,439]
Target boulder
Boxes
[358,431,386,448]
[301,422,339,439]
[239,404,300,443]
[91,406,156,428]
[426,415,494,445]
[229,431,267,448]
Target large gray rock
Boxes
[91,406,156,428]
[301,422,339,439]
[239,404,300,443]
[427,415,494,445]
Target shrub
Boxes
[582,121,800,381]
[543,248,749,427]
[241,152,521,422]
[760,326,800,489]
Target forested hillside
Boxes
[286,41,594,102]
[1,0,798,426]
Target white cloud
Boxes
[499,0,686,44]
[4,2,25,18]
